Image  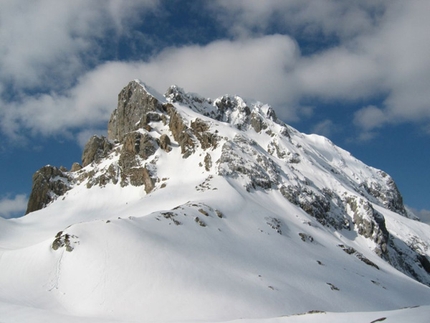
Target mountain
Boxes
[1,80,429,322]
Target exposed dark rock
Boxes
[280,185,341,228]
[117,132,158,187]
[119,164,155,193]
[198,208,209,216]
[214,96,251,130]
[190,118,209,133]
[250,111,267,133]
[345,196,389,257]
[141,112,162,125]
[52,231,78,252]
[166,104,195,157]
[215,96,236,118]
[267,140,287,159]
[361,171,406,216]
[26,166,71,214]
[161,212,181,225]
[265,106,278,122]
[299,232,314,242]
[217,135,279,191]
[266,217,283,235]
[279,185,297,204]
[70,162,82,172]
[84,164,119,188]
[82,135,113,167]
[417,254,430,274]
[158,134,172,152]
[370,318,387,323]
[356,253,380,269]
[280,126,290,138]
[338,244,356,255]
[338,244,379,269]
[122,132,158,160]
[164,85,187,103]
[326,283,339,291]
[190,118,219,150]
[215,209,223,218]
[194,216,206,227]
[108,80,164,141]
[204,153,212,171]
[386,238,430,286]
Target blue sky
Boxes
[0,0,429,222]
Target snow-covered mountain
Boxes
[1,80,429,322]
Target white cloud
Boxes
[0,0,160,90]
[143,35,300,117]
[294,48,384,100]
[210,0,430,135]
[0,194,27,219]
[1,35,303,139]
[311,119,336,138]
[209,0,387,39]
[353,105,388,131]
[2,0,430,144]
[351,0,430,131]
[0,61,139,138]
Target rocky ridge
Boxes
[26,79,430,287]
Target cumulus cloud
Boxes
[351,1,430,132]
[353,105,388,131]
[2,0,430,144]
[1,35,303,139]
[143,35,300,116]
[210,0,430,135]
[0,65,127,138]
[209,0,387,40]
[311,119,337,138]
[0,0,160,91]
[0,194,27,219]
[294,48,384,100]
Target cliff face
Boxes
[25,79,429,288]
[107,80,165,142]
[26,165,71,214]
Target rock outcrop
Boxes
[26,166,71,214]
[345,196,389,256]
[360,171,406,216]
[82,135,113,167]
[166,104,196,157]
[108,80,164,141]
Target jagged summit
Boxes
[13,80,430,322]
[107,79,166,141]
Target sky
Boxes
[0,0,429,222]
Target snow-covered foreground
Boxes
[1,80,429,322]
[0,302,429,323]
[227,306,430,323]
[1,178,429,322]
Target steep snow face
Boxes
[1,80,430,322]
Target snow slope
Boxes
[0,80,429,322]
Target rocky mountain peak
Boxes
[25,79,430,288]
[165,84,283,134]
[107,80,166,142]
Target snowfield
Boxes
[0,80,429,322]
